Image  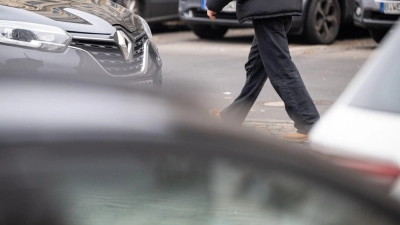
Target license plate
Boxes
[201,0,207,10]
[201,0,236,12]
[380,2,400,14]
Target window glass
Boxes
[11,152,395,225]
[350,46,400,114]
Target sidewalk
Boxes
[243,119,297,139]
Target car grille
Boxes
[371,12,400,21]
[364,10,400,21]
[70,35,148,76]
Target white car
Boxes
[310,21,400,185]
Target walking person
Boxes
[207,0,320,141]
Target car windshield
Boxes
[350,39,400,114]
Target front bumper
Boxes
[0,37,162,85]
[354,0,400,29]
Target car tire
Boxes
[368,29,388,43]
[189,25,228,39]
[304,0,341,44]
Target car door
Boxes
[2,138,400,225]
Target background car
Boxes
[353,0,400,43]
[113,0,180,24]
[1,74,400,224]
[310,22,400,186]
[0,0,162,86]
[179,0,355,44]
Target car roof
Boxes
[0,75,209,143]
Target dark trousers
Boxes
[220,16,320,134]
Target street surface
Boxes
[152,25,377,137]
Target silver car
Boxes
[354,0,400,42]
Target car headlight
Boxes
[137,16,152,41]
[0,21,72,52]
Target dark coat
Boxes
[206,0,302,23]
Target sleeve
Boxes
[206,0,233,12]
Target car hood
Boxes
[0,0,140,35]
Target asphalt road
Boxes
[152,25,377,121]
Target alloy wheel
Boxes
[305,0,341,44]
[313,0,339,41]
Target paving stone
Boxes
[243,120,297,140]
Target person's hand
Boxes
[207,9,217,21]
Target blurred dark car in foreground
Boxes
[1,75,400,225]
[113,0,180,24]
[0,0,162,86]
[354,0,400,43]
[310,22,400,186]
[179,0,355,44]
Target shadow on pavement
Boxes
[212,31,254,44]
[336,24,370,40]
[288,24,371,44]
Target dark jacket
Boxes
[206,0,302,23]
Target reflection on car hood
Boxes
[0,0,139,35]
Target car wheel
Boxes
[189,25,228,39]
[304,0,341,44]
[368,28,388,43]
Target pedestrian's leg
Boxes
[252,17,320,134]
[219,37,268,126]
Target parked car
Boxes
[179,0,355,44]
[113,0,180,24]
[2,74,400,225]
[353,0,400,43]
[0,0,162,86]
[310,22,400,186]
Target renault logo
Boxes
[116,30,133,61]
